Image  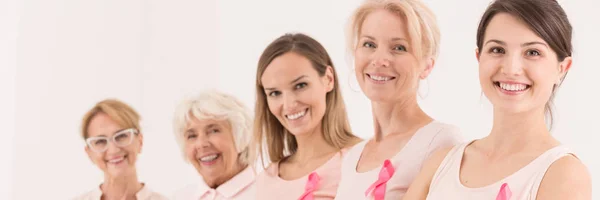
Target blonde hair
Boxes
[252,33,361,166]
[172,90,253,165]
[347,0,440,60]
[81,99,141,139]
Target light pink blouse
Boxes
[426,141,575,200]
[73,183,168,200]
[256,149,348,200]
[335,121,462,200]
[172,166,256,200]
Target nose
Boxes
[282,92,298,111]
[501,53,524,76]
[371,48,392,67]
[105,140,121,154]
[195,133,210,149]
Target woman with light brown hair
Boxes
[335,0,462,199]
[73,99,167,200]
[252,33,361,199]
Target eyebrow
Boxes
[361,35,408,42]
[484,39,549,48]
[92,128,127,137]
[205,124,219,130]
[184,128,195,136]
[264,75,307,91]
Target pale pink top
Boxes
[426,141,575,200]
[256,149,348,200]
[172,166,256,200]
[335,121,462,200]
[72,183,168,200]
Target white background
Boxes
[1,0,599,199]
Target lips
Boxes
[285,108,308,120]
[366,73,396,83]
[106,155,127,165]
[199,154,219,162]
[494,81,531,95]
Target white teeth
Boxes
[200,154,218,162]
[370,75,391,81]
[108,157,124,164]
[286,109,307,120]
[499,82,528,91]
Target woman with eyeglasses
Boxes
[73,99,168,200]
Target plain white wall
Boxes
[10,0,600,199]
[1,0,18,199]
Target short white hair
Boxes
[173,90,253,164]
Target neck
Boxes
[371,96,432,141]
[101,170,142,199]
[485,106,553,153]
[206,161,246,188]
[289,123,337,163]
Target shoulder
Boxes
[256,162,279,180]
[171,183,201,200]
[424,122,463,156]
[429,121,462,136]
[71,188,101,200]
[424,145,456,170]
[402,145,457,199]
[536,155,591,200]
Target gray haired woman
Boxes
[171,90,255,200]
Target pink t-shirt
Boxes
[335,121,462,200]
[172,166,256,200]
[256,149,348,200]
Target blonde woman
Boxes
[73,99,167,200]
[172,90,255,199]
[335,0,462,199]
[253,33,362,199]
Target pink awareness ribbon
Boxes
[496,183,512,200]
[365,159,395,200]
[298,172,321,200]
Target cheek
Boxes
[478,59,498,79]
[92,153,105,164]
[213,135,237,159]
[266,99,281,116]
[184,143,196,161]
[354,52,369,70]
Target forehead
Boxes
[185,117,230,131]
[360,9,408,40]
[484,13,546,45]
[260,52,318,87]
[87,113,123,137]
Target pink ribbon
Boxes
[365,159,395,200]
[496,183,512,200]
[298,172,320,200]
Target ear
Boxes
[85,146,94,163]
[137,133,144,154]
[419,58,435,79]
[475,48,481,62]
[324,66,335,92]
[557,57,572,85]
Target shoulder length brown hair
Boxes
[252,33,361,166]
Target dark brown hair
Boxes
[476,0,572,128]
[251,33,360,165]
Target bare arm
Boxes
[535,155,591,200]
[402,147,453,200]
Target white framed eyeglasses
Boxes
[85,128,139,153]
